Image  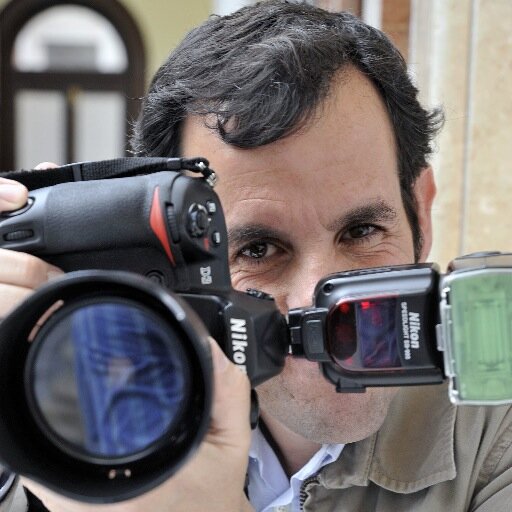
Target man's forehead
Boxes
[180,67,395,157]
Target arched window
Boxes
[0,0,145,170]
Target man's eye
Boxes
[239,242,271,259]
[342,224,378,240]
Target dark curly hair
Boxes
[132,0,443,260]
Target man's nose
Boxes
[283,254,345,311]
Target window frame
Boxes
[0,0,145,169]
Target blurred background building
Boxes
[0,0,510,266]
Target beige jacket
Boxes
[301,383,512,511]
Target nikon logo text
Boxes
[408,312,421,349]
[401,302,421,360]
[230,318,248,373]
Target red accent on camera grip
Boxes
[149,186,176,266]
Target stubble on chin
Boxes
[257,374,399,445]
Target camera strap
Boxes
[0,157,216,191]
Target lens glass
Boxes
[450,270,512,402]
[29,301,190,459]
[327,298,402,370]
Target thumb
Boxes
[0,178,28,212]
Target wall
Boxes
[119,0,211,80]
[410,0,512,268]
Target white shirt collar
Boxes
[248,426,344,512]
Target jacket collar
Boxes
[318,383,457,493]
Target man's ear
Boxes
[414,166,436,262]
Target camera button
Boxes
[187,204,210,237]
[145,270,167,286]
[3,229,34,241]
[166,205,180,243]
[206,201,217,214]
[211,231,221,246]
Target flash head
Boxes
[440,252,512,405]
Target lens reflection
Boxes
[30,301,189,459]
[327,298,401,370]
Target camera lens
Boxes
[0,271,213,502]
[27,299,191,461]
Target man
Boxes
[1,1,512,510]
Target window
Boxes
[0,0,145,170]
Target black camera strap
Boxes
[0,157,216,191]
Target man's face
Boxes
[181,69,435,444]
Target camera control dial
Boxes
[187,203,210,237]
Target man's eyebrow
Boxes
[227,224,290,247]
[227,200,398,246]
[326,200,398,232]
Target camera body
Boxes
[0,167,287,386]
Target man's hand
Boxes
[22,338,254,512]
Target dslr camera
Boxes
[0,157,289,502]
[0,157,511,503]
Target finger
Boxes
[0,249,63,289]
[0,161,58,212]
[34,162,59,170]
[207,337,251,449]
[0,178,28,211]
